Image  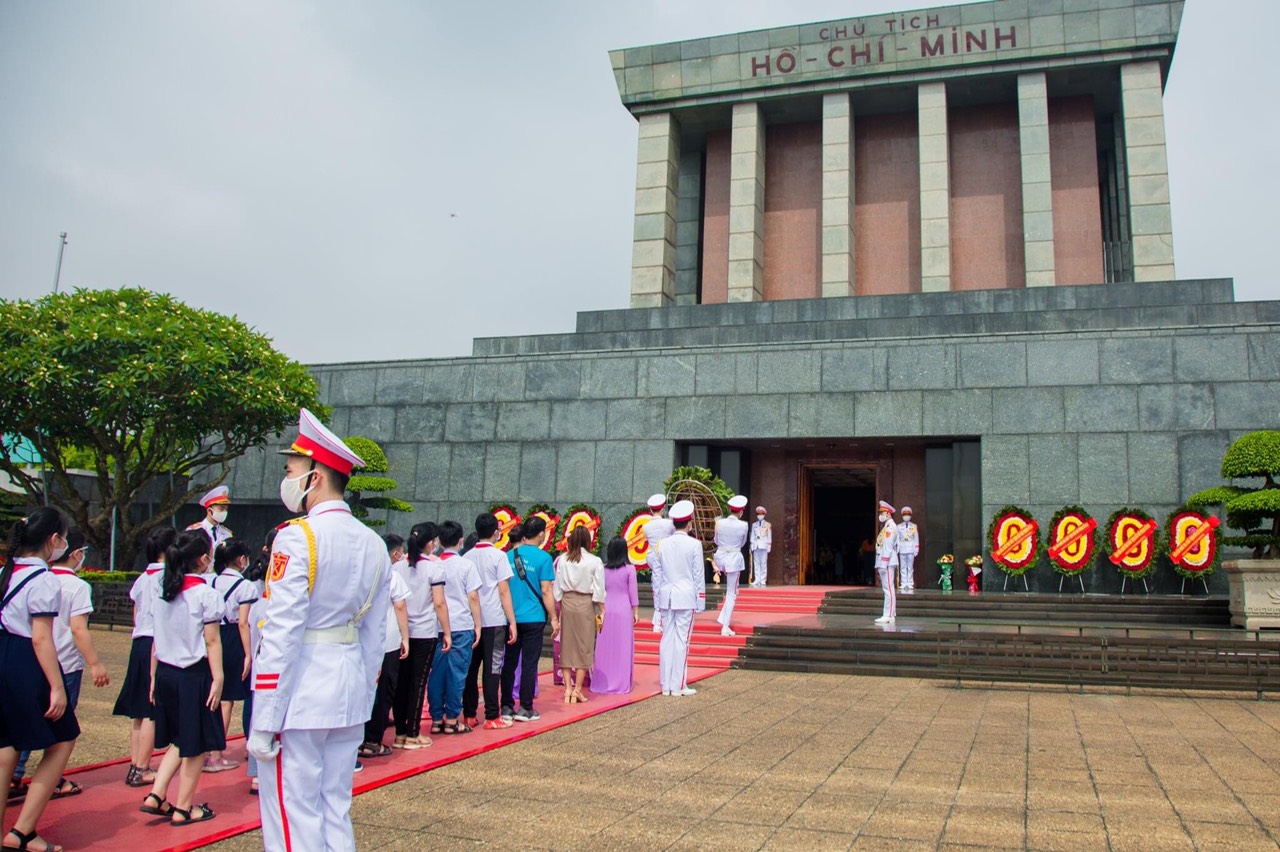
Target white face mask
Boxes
[903,516,912,523]
[211,508,228,524]
[74,549,86,570]
[279,470,317,513]
[50,541,68,563]
[878,513,888,524]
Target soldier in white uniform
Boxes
[750,506,772,587]
[713,495,749,636]
[896,506,920,593]
[247,409,390,852]
[655,500,705,697]
[642,494,674,635]
[188,485,233,551]
[874,500,899,625]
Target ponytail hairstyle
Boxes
[603,536,629,570]
[565,525,591,563]
[521,516,546,545]
[1,506,70,598]
[161,530,212,602]
[214,539,252,575]
[406,522,439,567]
[145,525,178,564]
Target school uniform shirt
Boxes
[152,576,223,668]
[396,556,442,640]
[385,569,411,654]
[50,567,93,674]
[466,542,515,628]
[129,563,164,638]
[211,568,259,623]
[1,558,61,638]
[433,551,482,633]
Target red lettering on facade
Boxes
[850,42,872,64]
[776,51,796,73]
[966,30,987,52]
[751,54,771,76]
[995,26,1017,48]
[921,34,945,57]
[827,46,845,67]
[926,14,940,27]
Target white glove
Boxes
[247,729,281,762]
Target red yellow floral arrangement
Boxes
[524,504,560,554]
[1164,508,1220,580]
[1045,505,1099,577]
[615,506,655,571]
[488,504,521,551]
[1103,507,1161,580]
[553,503,602,556]
[986,505,1040,576]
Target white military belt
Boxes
[716,545,740,552]
[302,625,358,645]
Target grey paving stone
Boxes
[375,367,425,405]
[982,435,1030,505]
[1027,339,1099,386]
[1247,334,1280,381]
[346,406,397,442]
[788,393,855,438]
[496,402,551,441]
[482,443,521,503]
[1078,433,1129,504]
[444,403,497,443]
[1136,384,1215,432]
[960,342,1027,388]
[580,357,639,400]
[1064,385,1139,432]
[922,389,994,436]
[414,444,452,502]
[1127,432,1178,505]
[694,353,738,395]
[470,362,526,402]
[1100,337,1174,384]
[854,391,923,437]
[821,348,888,392]
[1178,430,1233,499]
[447,443,485,501]
[395,405,446,443]
[991,387,1065,434]
[1213,382,1280,431]
[888,345,957,390]
[555,442,598,503]
[757,351,820,393]
[632,440,677,499]
[330,370,377,407]
[666,395,727,440]
[549,400,608,441]
[518,443,558,503]
[423,364,473,403]
[594,442,636,502]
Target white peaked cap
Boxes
[901,506,913,515]
[878,500,896,513]
[200,485,230,507]
[647,494,667,510]
[278,408,366,476]
[670,500,695,522]
[728,495,748,511]
[755,506,767,514]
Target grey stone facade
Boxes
[228,279,1279,595]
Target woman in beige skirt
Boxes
[553,526,605,703]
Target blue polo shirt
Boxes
[506,545,554,624]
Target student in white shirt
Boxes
[425,521,481,735]
[392,523,450,748]
[361,534,412,757]
[141,530,226,826]
[461,513,517,730]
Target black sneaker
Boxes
[512,707,540,722]
[353,761,364,773]
[500,705,514,722]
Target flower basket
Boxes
[936,554,954,592]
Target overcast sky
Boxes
[2,1,1275,366]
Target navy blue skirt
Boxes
[219,623,250,702]
[112,635,155,719]
[0,630,80,750]
[153,659,227,758]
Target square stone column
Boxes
[629,112,680,308]
[918,82,950,292]
[728,102,765,303]
[1121,61,1176,281]
[1018,72,1056,287]
[821,93,855,298]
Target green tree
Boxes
[0,288,324,568]
[1186,430,1280,559]
[343,436,412,528]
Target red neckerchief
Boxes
[145,566,163,575]
[181,575,207,592]
[474,542,494,549]
[439,551,457,561]
[51,567,78,577]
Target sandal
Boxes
[50,778,81,799]
[402,736,431,749]
[572,691,589,704]
[357,742,392,758]
[202,757,239,773]
[428,721,444,736]
[5,828,62,851]
[391,736,407,749]
[170,803,216,826]
[139,793,174,816]
[124,765,155,787]
[442,720,473,735]
[249,779,259,796]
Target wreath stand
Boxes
[1120,576,1151,594]
[1002,572,1030,592]
[1058,573,1086,593]
[1180,576,1211,595]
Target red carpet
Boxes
[3,666,719,852]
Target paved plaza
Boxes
[200,664,1280,850]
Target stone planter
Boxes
[1223,560,1280,630]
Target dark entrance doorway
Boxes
[799,464,880,585]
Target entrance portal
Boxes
[799,464,880,585]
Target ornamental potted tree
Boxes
[1186,430,1280,629]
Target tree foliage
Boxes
[344,436,411,528]
[0,288,323,568]
[1186,430,1280,559]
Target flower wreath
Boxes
[488,503,521,551]
[1164,508,1220,581]
[524,504,561,554]
[554,503,603,555]
[1103,506,1161,580]
[616,506,655,571]
[986,505,1040,576]
[1045,505,1099,577]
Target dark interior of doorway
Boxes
[810,485,875,585]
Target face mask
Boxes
[756,515,765,521]
[50,537,68,563]
[74,549,86,570]
[903,516,912,523]
[878,513,888,524]
[279,470,316,513]
[211,508,229,524]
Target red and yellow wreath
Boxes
[488,504,521,551]
[987,505,1040,576]
[1046,505,1099,577]
[615,507,654,568]
[1104,507,1161,580]
[1165,509,1220,580]
[554,504,602,555]
[525,504,560,554]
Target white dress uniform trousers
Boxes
[253,500,390,852]
[712,516,748,629]
[897,521,919,592]
[654,531,705,693]
[644,517,674,633]
[750,520,772,587]
[876,519,899,620]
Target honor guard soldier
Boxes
[189,486,233,551]
[750,506,772,587]
[874,501,899,625]
[713,495,749,636]
[248,409,390,852]
[655,500,705,697]
[642,494,674,635]
[897,507,920,593]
